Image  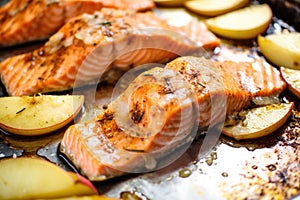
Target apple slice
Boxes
[184,0,249,17]
[258,32,300,69]
[222,103,293,140]
[0,95,84,136]
[205,4,272,39]
[280,67,300,98]
[0,157,98,199]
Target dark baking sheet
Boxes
[1,1,300,200]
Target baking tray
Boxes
[1,1,300,199]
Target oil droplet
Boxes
[166,175,174,181]
[120,191,149,200]
[179,168,192,178]
[221,172,228,177]
[211,152,217,160]
[145,156,157,170]
[205,157,213,166]
[266,164,277,171]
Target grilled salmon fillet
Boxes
[0,0,155,47]
[60,56,286,180]
[0,0,65,47]
[0,8,220,96]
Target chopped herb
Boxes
[125,148,145,153]
[97,21,112,26]
[197,82,205,87]
[16,108,26,114]
[143,74,153,77]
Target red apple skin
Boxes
[70,172,99,194]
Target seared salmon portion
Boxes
[0,0,65,47]
[0,9,220,96]
[61,66,197,179]
[60,56,286,180]
[166,57,286,126]
[0,0,155,47]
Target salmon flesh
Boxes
[0,8,220,96]
[60,56,286,180]
[0,0,155,47]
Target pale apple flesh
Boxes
[222,103,293,140]
[0,95,84,136]
[184,0,249,17]
[0,157,98,199]
[205,4,272,39]
[258,33,300,70]
[280,67,300,99]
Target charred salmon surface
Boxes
[60,56,286,180]
[0,8,220,96]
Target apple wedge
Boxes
[205,4,272,39]
[0,95,84,136]
[258,32,300,69]
[222,103,293,140]
[184,0,249,17]
[0,157,98,199]
[280,67,300,98]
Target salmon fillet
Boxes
[0,8,220,96]
[0,0,65,47]
[0,0,155,47]
[60,56,286,180]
